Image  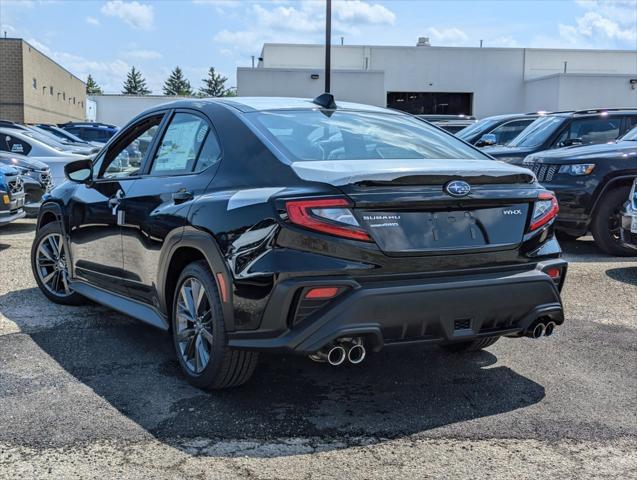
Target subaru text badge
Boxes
[445,180,471,197]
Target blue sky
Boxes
[1,0,636,93]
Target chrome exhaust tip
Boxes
[347,344,366,364]
[327,345,347,366]
[532,323,545,339]
[544,321,556,337]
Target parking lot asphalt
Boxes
[0,219,635,479]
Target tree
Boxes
[121,66,151,95]
[163,66,193,96]
[86,74,102,95]
[199,67,233,97]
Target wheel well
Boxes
[592,178,635,216]
[164,247,208,322]
[38,211,58,228]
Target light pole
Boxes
[325,0,331,93]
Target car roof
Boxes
[145,96,399,115]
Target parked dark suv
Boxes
[523,126,637,255]
[32,96,567,390]
[486,109,637,164]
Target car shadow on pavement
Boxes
[6,299,547,457]
[605,266,637,286]
[0,220,36,235]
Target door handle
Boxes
[172,190,193,204]
[108,189,124,214]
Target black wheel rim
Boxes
[176,278,213,374]
[608,208,622,243]
[36,233,72,297]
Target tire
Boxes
[171,260,258,390]
[31,221,86,306]
[591,187,636,257]
[439,336,500,353]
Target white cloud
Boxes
[426,27,468,44]
[100,1,154,30]
[85,16,100,26]
[213,0,397,56]
[123,49,163,60]
[558,0,636,47]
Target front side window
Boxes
[456,117,499,141]
[149,113,211,175]
[250,110,488,161]
[554,117,621,148]
[100,116,163,179]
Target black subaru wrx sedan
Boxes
[31,96,567,390]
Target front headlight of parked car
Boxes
[558,164,595,176]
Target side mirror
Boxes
[64,158,93,184]
[563,138,583,147]
[477,133,497,147]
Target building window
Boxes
[50,86,53,95]
[73,97,76,105]
[62,92,66,101]
[32,78,37,89]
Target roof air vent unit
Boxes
[417,37,431,47]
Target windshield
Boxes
[456,118,500,140]
[621,126,637,141]
[250,110,489,162]
[508,116,566,148]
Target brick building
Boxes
[0,38,87,123]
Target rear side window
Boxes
[0,134,32,155]
[83,128,114,142]
[150,113,212,175]
[250,110,488,161]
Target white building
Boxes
[89,94,198,127]
[237,42,637,118]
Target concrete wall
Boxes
[0,39,25,122]
[555,75,637,110]
[525,74,637,112]
[91,94,197,127]
[246,43,637,118]
[524,75,561,112]
[237,68,385,106]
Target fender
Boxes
[157,226,236,331]
[590,174,637,215]
[36,201,65,231]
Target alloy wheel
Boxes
[175,278,213,374]
[608,209,622,243]
[35,233,72,297]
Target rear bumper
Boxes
[227,260,567,354]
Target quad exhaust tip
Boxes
[347,343,366,364]
[327,345,347,366]
[532,323,545,339]
[544,321,556,337]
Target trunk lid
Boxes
[291,159,537,255]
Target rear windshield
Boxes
[249,110,489,161]
[508,116,565,148]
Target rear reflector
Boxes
[545,267,561,279]
[304,287,340,299]
[215,272,228,302]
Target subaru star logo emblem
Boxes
[445,180,471,197]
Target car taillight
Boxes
[285,198,372,242]
[529,192,559,231]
